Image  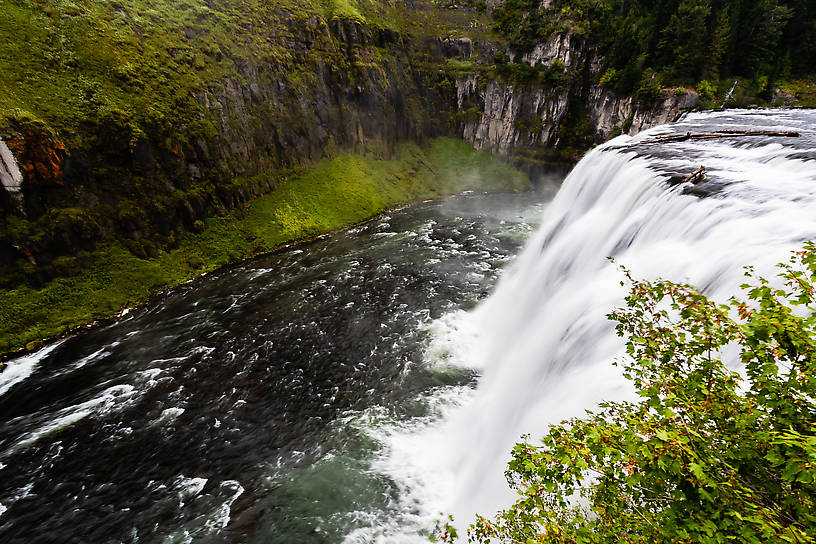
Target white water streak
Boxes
[0,340,66,396]
[2,383,138,458]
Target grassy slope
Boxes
[0,0,483,130]
[0,137,529,356]
[0,0,351,130]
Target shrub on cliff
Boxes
[696,80,718,101]
[437,243,816,542]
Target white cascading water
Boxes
[372,109,816,539]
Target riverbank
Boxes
[0,137,528,359]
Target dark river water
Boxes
[0,189,556,543]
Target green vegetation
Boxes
[490,0,816,99]
[0,0,434,131]
[0,0,485,134]
[492,53,573,89]
[446,58,475,72]
[325,0,366,22]
[554,98,594,162]
[696,79,718,101]
[437,244,816,542]
[0,0,506,356]
[2,0,278,136]
[774,78,816,107]
[0,138,528,356]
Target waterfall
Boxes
[378,109,816,536]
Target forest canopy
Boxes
[491,0,816,96]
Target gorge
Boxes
[0,0,711,355]
[2,0,816,541]
[1,108,815,542]
[5,0,813,357]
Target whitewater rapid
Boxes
[370,109,816,538]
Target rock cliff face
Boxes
[0,123,68,218]
[0,2,698,286]
[453,31,699,164]
[589,86,700,142]
[0,140,23,209]
[516,31,595,70]
[459,79,570,155]
[186,19,452,175]
[0,12,461,275]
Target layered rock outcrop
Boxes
[459,80,571,155]
[453,31,698,163]
[589,86,700,141]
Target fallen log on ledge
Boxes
[645,129,799,144]
[682,166,706,184]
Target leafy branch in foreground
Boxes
[438,242,816,543]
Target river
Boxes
[1,109,815,543]
[0,187,557,543]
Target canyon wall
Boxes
[454,31,698,165]
[0,1,697,287]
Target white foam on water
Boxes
[0,340,66,397]
[175,476,208,507]
[421,310,482,370]
[1,383,139,458]
[159,478,244,543]
[340,383,478,544]
[149,407,186,429]
[204,480,245,531]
